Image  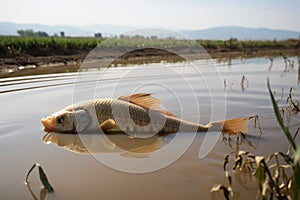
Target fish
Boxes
[41,93,250,135]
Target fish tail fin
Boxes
[208,117,252,135]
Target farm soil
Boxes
[0,47,299,78]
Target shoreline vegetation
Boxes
[1,36,300,78]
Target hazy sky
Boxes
[0,0,299,31]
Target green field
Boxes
[1,36,299,57]
[0,36,103,56]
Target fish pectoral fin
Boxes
[118,93,176,117]
[100,119,117,131]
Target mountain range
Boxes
[0,22,299,40]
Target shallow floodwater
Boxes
[0,57,299,200]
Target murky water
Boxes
[0,57,299,200]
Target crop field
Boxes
[1,36,299,57]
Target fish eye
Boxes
[57,116,64,124]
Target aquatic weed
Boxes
[25,163,54,192]
[211,79,300,200]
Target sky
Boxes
[0,0,300,31]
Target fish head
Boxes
[41,110,75,133]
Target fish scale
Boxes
[92,98,167,133]
[76,98,207,133]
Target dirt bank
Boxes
[0,47,299,78]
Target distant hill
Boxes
[0,22,136,37]
[0,22,299,40]
[183,26,300,40]
[0,22,88,36]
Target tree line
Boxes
[17,30,51,37]
[17,29,102,38]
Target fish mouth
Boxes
[41,117,55,132]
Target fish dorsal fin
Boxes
[119,93,161,109]
[118,93,176,117]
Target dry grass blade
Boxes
[286,87,300,112]
[210,184,232,200]
[224,154,230,171]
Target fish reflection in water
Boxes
[42,131,171,158]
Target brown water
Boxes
[0,57,299,200]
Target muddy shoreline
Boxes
[1,47,299,78]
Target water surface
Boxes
[0,57,299,199]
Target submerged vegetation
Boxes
[211,79,300,200]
